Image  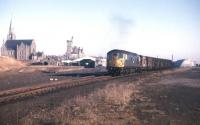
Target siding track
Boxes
[0,76,113,105]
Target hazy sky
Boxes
[0,0,199,62]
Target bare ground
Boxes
[0,66,105,91]
[0,67,199,125]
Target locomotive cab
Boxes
[107,49,139,75]
[107,50,126,75]
[107,52,125,68]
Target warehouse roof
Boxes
[73,56,96,62]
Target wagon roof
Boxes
[139,55,172,61]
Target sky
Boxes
[0,0,200,62]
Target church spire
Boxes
[9,18,12,34]
[7,18,16,40]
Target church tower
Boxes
[7,19,16,40]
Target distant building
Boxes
[96,57,107,67]
[65,36,84,60]
[66,37,73,59]
[32,51,45,61]
[1,19,36,60]
[71,56,96,68]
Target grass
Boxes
[20,83,140,125]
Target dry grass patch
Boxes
[20,83,140,125]
[0,56,24,71]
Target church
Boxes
[1,20,36,60]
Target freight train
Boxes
[107,49,172,75]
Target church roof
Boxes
[5,39,34,50]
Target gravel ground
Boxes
[0,67,199,125]
[0,66,106,91]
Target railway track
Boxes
[0,75,114,105]
[0,68,178,105]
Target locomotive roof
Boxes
[107,49,138,55]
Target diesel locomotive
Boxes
[107,49,172,75]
